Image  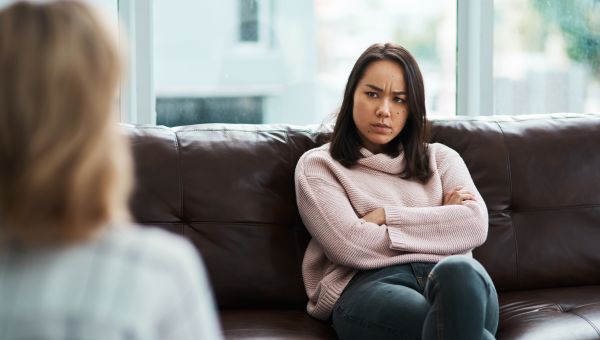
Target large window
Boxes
[3,0,597,124]
[153,0,456,126]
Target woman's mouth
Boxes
[371,123,392,133]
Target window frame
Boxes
[456,0,493,116]
[118,0,155,124]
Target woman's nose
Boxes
[376,100,391,117]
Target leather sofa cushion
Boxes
[218,287,600,340]
[221,310,336,339]
[497,285,600,339]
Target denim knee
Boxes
[430,256,485,286]
[423,256,499,339]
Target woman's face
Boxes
[352,59,409,154]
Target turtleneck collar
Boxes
[356,147,405,175]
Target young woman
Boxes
[295,43,499,340]
[0,2,221,339]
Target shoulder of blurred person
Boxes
[0,223,223,340]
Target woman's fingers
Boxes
[446,189,473,198]
[455,189,475,200]
[461,193,475,201]
[443,187,476,205]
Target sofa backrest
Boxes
[124,113,600,309]
[429,114,600,291]
[125,124,325,310]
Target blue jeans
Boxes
[332,256,499,340]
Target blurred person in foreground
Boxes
[0,1,222,339]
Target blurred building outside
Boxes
[153,0,456,126]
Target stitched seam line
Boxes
[427,273,445,340]
[496,121,519,288]
[287,129,308,272]
[489,204,600,214]
[573,302,600,309]
[569,310,600,336]
[175,127,315,133]
[174,131,185,233]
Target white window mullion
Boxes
[456,0,493,116]
[118,0,155,124]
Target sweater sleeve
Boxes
[384,146,489,255]
[295,162,397,269]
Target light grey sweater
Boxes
[0,225,223,340]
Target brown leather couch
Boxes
[125,113,600,339]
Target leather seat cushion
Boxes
[497,285,600,339]
[220,286,600,339]
[220,310,337,339]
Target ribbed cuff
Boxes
[387,227,407,251]
[384,205,404,226]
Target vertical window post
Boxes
[118,0,155,124]
[457,0,493,116]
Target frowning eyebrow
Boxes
[365,84,407,95]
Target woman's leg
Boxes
[422,256,499,340]
[332,263,431,340]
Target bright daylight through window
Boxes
[494,0,600,114]
[153,0,456,126]
[5,0,596,124]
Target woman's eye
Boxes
[366,92,378,98]
[394,97,406,103]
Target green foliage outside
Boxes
[533,0,600,77]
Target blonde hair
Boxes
[0,1,132,247]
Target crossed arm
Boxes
[362,185,477,225]
[295,148,488,268]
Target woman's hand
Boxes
[443,186,476,205]
[361,207,386,225]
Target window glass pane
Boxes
[494,0,600,114]
[154,0,456,126]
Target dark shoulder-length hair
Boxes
[329,42,432,183]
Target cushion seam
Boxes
[569,310,600,337]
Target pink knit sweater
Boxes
[294,142,488,320]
